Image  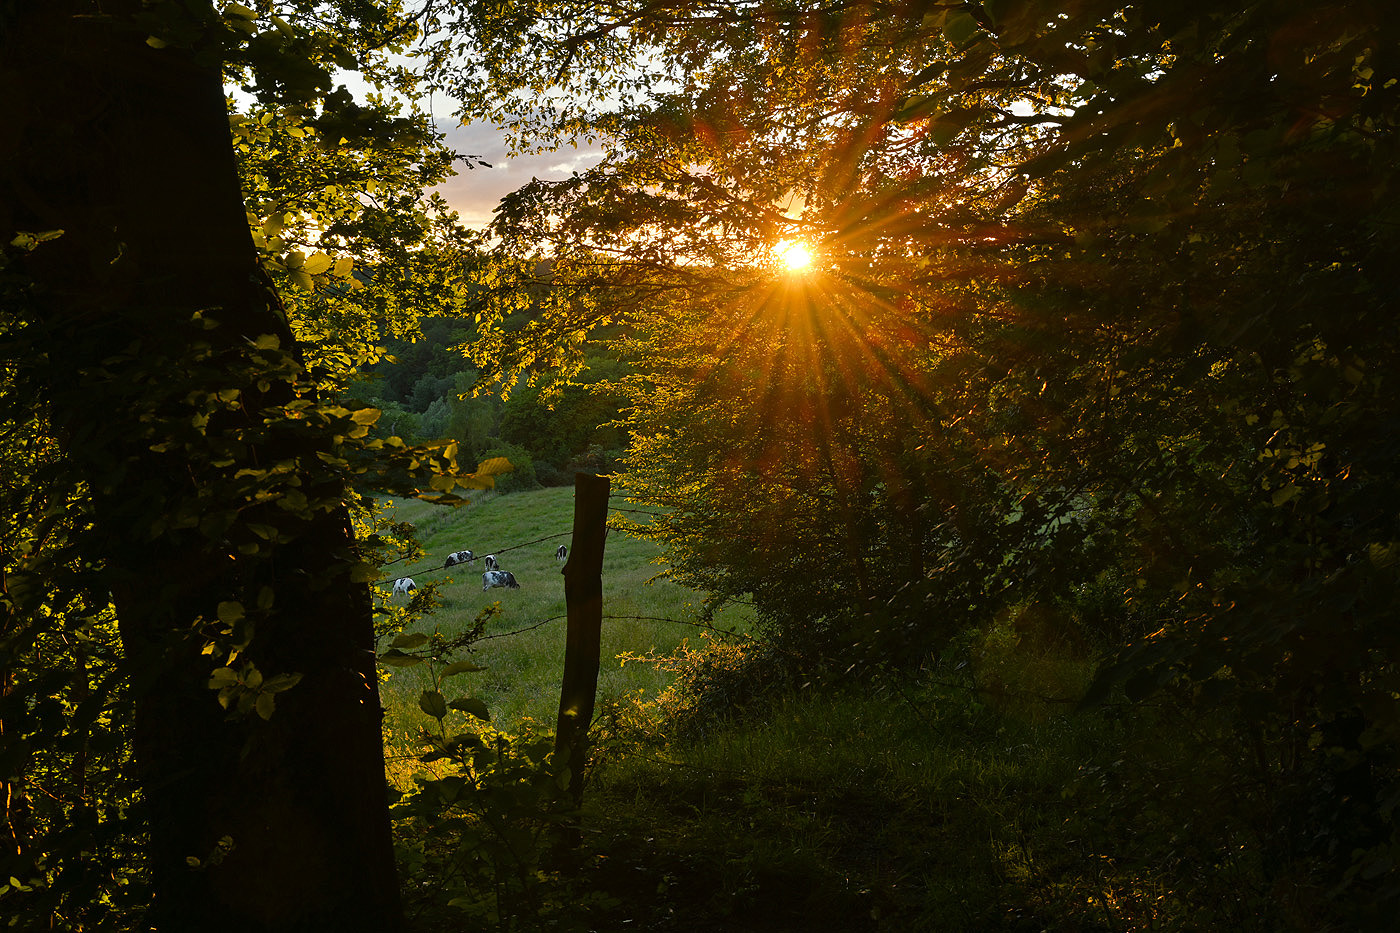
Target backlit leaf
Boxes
[302,251,333,275]
[419,690,448,719]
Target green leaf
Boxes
[447,696,491,721]
[419,690,448,719]
[349,561,379,582]
[441,660,486,676]
[391,632,430,649]
[892,95,941,124]
[944,11,979,47]
[263,672,302,693]
[9,229,64,250]
[302,251,333,275]
[208,667,239,688]
[475,456,514,476]
[927,107,986,147]
[378,648,424,667]
[216,601,244,625]
[254,692,277,720]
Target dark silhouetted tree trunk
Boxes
[1,3,402,929]
[555,472,610,811]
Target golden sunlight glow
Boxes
[774,239,814,272]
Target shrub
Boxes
[479,442,540,493]
[638,634,800,738]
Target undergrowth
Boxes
[379,490,1341,931]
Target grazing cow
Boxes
[482,570,520,591]
[443,549,474,569]
[556,544,568,561]
[392,577,416,596]
[483,554,499,572]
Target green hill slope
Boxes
[373,485,753,745]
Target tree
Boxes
[1,2,481,927]
[422,0,1400,918]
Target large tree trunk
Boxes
[1,4,402,930]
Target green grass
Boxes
[376,491,1335,933]
[373,485,754,763]
[378,492,1293,931]
[558,681,1168,932]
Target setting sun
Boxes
[774,239,814,272]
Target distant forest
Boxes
[355,316,630,489]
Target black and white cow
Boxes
[482,570,520,591]
[483,554,499,572]
[556,544,568,561]
[392,577,416,596]
[443,549,474,569]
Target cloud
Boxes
[432,121,605,229]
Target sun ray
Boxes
[774,239,814,272]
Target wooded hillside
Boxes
[2,1,1397,930]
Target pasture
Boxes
[372,485,754,761]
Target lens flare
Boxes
[775,239,814,272]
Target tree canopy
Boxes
[1,2,492,928]
[4,0,1399,927]
[423,0,1400,913]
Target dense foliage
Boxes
[427,0,1400,923]
[0,1,494,927]
[6,0,1400,928]
[355,317,631,485]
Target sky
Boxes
[432,119,605,229]
[229,71,605,231]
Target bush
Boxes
[565,444,625,477]
[641,634,800,739]
[535,459,573,487]
[479,442,540,493]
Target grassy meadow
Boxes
[372,485,754,773]
[374,489,1265,932]
[366,487,1293,930]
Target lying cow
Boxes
[483,554,499,572]
[392,577,416,596]
[443,549,474,569]
[556,544,568,561]
[482,570,520,591]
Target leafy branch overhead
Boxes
[417,0,1400,915]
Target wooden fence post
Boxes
[555,472,610,808]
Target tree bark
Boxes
[554,473,610,808]
[1,4,402,930]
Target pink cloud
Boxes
[433,121,604,229]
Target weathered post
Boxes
[555,472,610,808]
